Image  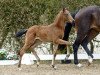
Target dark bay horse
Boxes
[16,8,74,69]
[73,5,100,67]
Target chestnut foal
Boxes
[17,8,74,69]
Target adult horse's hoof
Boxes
[76,63,83,67]
[88,56,93,64]
[87,56,93,66]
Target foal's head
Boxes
[61,8,74,23]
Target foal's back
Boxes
[26,23,64,42]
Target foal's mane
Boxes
[54,10,63,22]
[53,10,65,29]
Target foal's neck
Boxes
[53,13,66,30]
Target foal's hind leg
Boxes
[18,33,36,69]
[81,29,99,65]
[73,32,88,67]
[18,44,33,69]
[32,50,40,67]
[31,39,42,67]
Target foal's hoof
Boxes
[65,55,70,61]
[76,63,83,68]
[37,64,39,67]
[18,68,22,71]
[65,57,68,61]
[51,65,57,70]
[87,62,91,66]
[36,62,40,67]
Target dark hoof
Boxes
[61,60,71,64]
[37,64,39,67]
[91,54,94,58]
[52,65,57,70]
[87,62,91,66]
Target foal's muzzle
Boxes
[69,18,75,24]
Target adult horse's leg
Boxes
[73,17,92,67]
[81,29,99,65]
[73,31,89,67]
[73,40,81,67]
[51,44,58,69]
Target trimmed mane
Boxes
[54,10,63,23]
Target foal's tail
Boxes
[15,29,27,37]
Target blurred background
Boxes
[0,0,100,60]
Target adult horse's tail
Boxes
[16,29,27,37]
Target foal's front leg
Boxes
[56,39,71,60]
[56,39,71,45]
[65,46,70,60]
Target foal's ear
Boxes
[63,8,68,13]
[63,8,66,12]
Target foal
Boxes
[17,8,74,69]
